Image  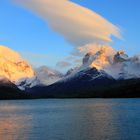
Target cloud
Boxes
[78,44,116,56]
[13,0,121,46]
[56,61,72,68]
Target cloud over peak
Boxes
[14,0,121,46]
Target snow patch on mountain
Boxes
[15,76,41,90]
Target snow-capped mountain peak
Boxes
[80,45,140,80]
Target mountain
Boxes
[78,45,140,80]
[1,45,140,99]
[26,67,140,98]
[0,45,35,82]
[16,66,63,90]
[25,49,116,97]
[26,46,140,98]
[35,66,63,85]
[0,45,36,99]
[0,45,63,90]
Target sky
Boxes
[0,0,140,70]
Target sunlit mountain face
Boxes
[0,45,35,82]
[0,45,64,90]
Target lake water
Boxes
[0,99,140,140]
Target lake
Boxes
[0,99,140,140]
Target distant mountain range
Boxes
[24,48,140,98]
[1,45,140,99]
[26,67,140,98]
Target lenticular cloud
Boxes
[14,0,121,46]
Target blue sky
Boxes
[0,0,140,69]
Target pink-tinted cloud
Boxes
[14,0,121,46]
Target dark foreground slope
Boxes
[0,79,31,100]
[27,78,140,98]
[1,78,140,99]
